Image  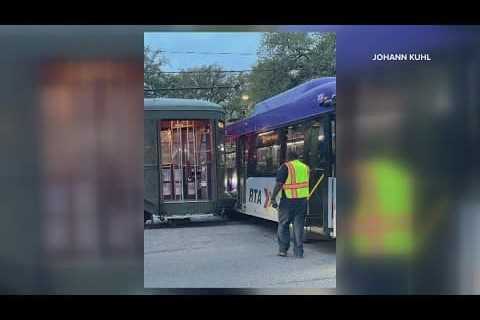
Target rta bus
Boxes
[225,78,336,239]
[144,98,227,225]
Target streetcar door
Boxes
[158,120,213,203]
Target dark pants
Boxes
[277,198,307,256]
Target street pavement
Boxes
[144,217,336,289]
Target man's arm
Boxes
[271,164,288,208]
[271,182,283,208]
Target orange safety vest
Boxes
[283,160,310,199]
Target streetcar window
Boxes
[255,131,280,176]
[286,125,305,159]
[160,129,172,165]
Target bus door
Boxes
[304,119,331,229]
[329,115,336,238]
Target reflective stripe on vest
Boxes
[283,160,309,199]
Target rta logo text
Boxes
[248,188,262,205]
[247,188,272,208]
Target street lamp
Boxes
[289,69,300,78]
[241,94,250,118]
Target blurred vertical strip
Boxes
[337,26,480,294]
[39,61,144,292]
[0,44,43,294]
[457,49,480,294]
[0,26,144,293]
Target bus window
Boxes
[255,131,280,176]
[287,124,305,159]
[246,134,257,177]
[312,120,328,164]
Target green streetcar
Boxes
[144,98,229,225]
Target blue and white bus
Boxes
[225,77,336,239]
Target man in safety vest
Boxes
[270,150,310,258]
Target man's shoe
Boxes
[278,252,287,257]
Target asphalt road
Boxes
[144,217,336,289]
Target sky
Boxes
[144,32,263,72]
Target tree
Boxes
[164,65,231,101]
[144,60,249,120]
[144,45,169,97]
[166,66,250,121]
[247,32,336,108]
[222,72,250,121]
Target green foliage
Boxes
[162,65,236,104]
[144,45,170,97]
[247,32,336,108]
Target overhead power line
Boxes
[157,69,274,74]
[145,85,240,92]
[158,50,256,56]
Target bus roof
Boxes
[226,77,335,137]
[252,77,335,116]
[144,97,224,113]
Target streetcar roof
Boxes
[144,97,224,113]
[226,77,335,137]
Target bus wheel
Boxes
[225,208,241,220]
